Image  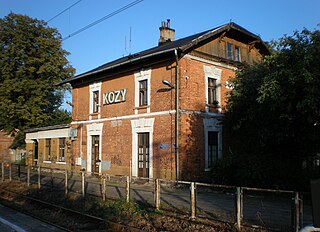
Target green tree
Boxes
[0,13,74,136]
[217,28,320,190]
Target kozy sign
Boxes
[103,89,127,105]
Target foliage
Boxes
[0,13,74,135]
[9,130,26,149]
[218,27,320,190]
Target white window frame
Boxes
[204,118,222,171]
[134,69,151,114]
[89,82,102,119]
[204,65,222,112]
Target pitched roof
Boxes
[59,22,269,86]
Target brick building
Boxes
[26,21,269,181]
[0,130,14,163]
[25,124,72,168]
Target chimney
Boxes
[158,19,175,46]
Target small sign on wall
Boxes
[160,144,169,150]
[102,161,111,171]
[81,160,86,169]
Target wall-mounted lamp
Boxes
[162,80,175,89]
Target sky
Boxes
[1,0,319,110]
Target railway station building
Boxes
[25,21,269,181]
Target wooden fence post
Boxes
[102,175,106,201]
[27,165,30,187]
[9,163,12,181]
[294,192,300,232]
[37,165,41,189]
[190,182,196,219]
[81,170,85,197]
[154,179,160,210]
[65,169,68,196]
[126,176,130,202]
[236,187,243,230]
[1,163,3,181]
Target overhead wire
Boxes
[47,0,83,23]
[62,0,144,41]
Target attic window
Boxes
[226,43,241,62]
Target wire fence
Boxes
[0,162,313,231]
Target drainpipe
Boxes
[174,49,180,180]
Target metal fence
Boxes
[0,162,313,231]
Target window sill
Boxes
[135,105,150,110]
[56,161,66,165]
[205,168,212,172]
[43,161,52,164]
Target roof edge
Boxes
[24,124,71,133]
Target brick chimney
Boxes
[158,19,175,46]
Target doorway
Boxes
[91,135,100,174]
[138,132,149,178]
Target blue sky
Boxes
[1,0,319,110]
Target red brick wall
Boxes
[0,130,14,162]
[71,56,236,181]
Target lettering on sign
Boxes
[103,89,127,105]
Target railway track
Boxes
[0,187,142,232]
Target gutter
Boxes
[174,49,180,180]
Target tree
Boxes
[216,28,320,190]
[0,13,74,135]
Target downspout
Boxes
[174,49,180,180]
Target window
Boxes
[227,43,241,61]
[227,43,233,60]
[139,80,148,106]
[92,90,99,113]
[208,78,218,105]
[235,46,241,62]
[89,82,101,116]
[59,138,66,162]
[45,139,51,160]
[207,131,218,169]
[134,69,151,114]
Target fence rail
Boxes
[0,162,313,231]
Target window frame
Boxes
[204,119,222,171]
[92,90,99,113]
[45,138,51,161]
[139,79,148,106]
[207,131,218,169]
[226,42,241,62]
[204,65,222,112]
[134,69,151,114]
[227,42,233,60]
[208,77,218,105]
[89,82,102,116]
[59,138,66,162]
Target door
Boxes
[91,135,100,174]
[33,140,38,165]
[138,132,149,178]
